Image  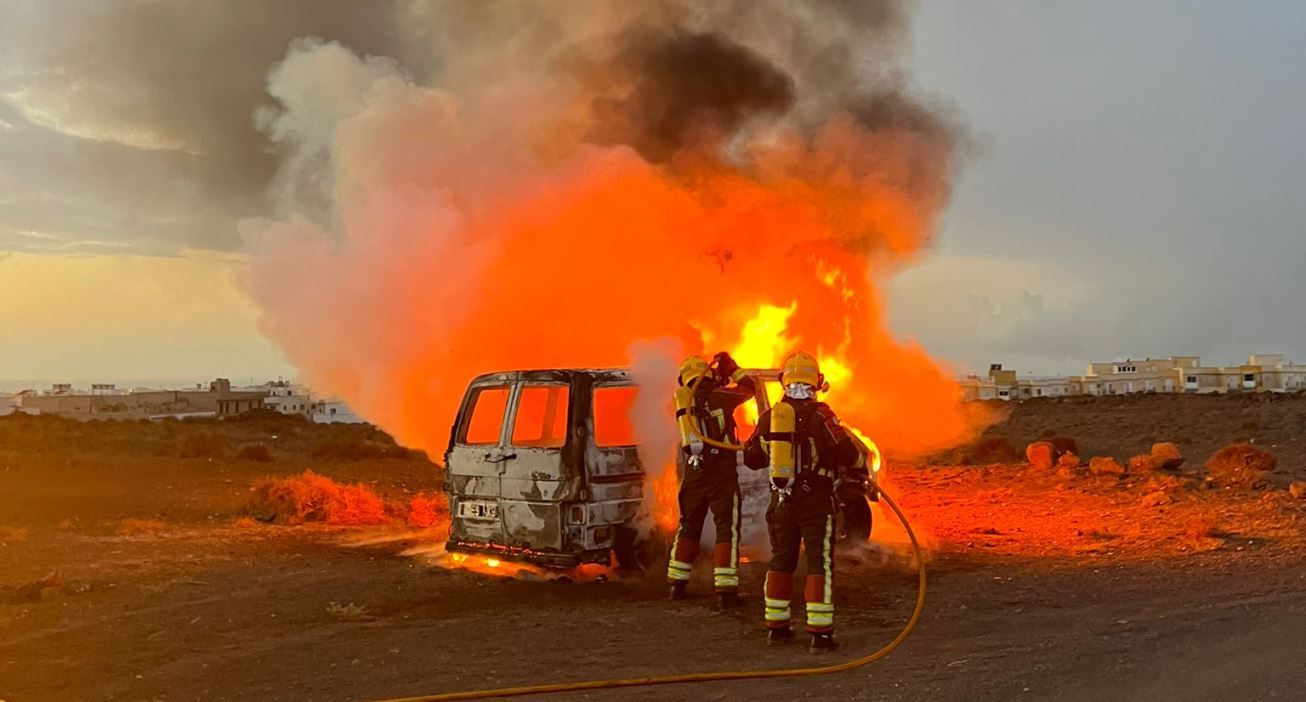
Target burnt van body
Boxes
[443,368,872,568]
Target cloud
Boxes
[1,0,411,254]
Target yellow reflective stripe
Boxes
[765,611,791,621]
[806,603,835,613]
[667,558,692,582]
[764,598,790,609]
[731,368,749,383]
[666,524,683,565]
[730,492,740,568]
[823,515,834,605]
[713,567,738,576]
[714,576,739,588]
[807,613,833,626]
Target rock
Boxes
[1128,455,1158,474]
[1150,442,1185,471]
[1140,491,1173,508]
[1089,457,1125,476]
[1057,452,1081,468]
[6,570,61,605]
[1025,442,1055,470]
[1290,482,1306,500]
[1205,443,1277,488]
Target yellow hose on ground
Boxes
[371,480,927,702]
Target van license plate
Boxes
[458,500,499,520]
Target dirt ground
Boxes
[2,403,1306,702]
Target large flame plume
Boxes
[243,3,982,480]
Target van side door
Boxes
[499,379,575,552]
[446,381,513,546]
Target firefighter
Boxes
[743,351,867,651]
[668,351,757,607]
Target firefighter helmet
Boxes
[779,351,822,389]
[678,355,712,386]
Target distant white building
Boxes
[312,400,365,424]
[0,391,38,417]
[259,380,314,417]
[961,354,1306,401]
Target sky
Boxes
[1,0,1303,386]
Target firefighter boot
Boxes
[669,582,687,601]
[717,591,743,609]
[766,626,795,645]
[809,632,838,652]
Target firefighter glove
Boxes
[711,352,739,380]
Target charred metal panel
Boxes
[501,500,563,550]
[500,448,572,499]
[586,445,643,479]
[499,448,573,551]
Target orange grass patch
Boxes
[248,471,388,525]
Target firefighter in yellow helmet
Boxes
[743,351,867,651]
[668,351,756,607]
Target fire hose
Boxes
[372,398,927,701]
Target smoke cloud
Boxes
[236,0,975,460]
[9,1,975,460]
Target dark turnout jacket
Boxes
[743,397,865,509]
[681,374,757,472]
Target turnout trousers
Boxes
[763,494,837,633]
[666,465,742,593]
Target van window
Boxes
[512,384,570,448]
[460,386,509,445]
[593,386,639,447]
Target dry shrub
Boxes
[236,443,274,462]
[179,431,226,459]
[407,493,449,528]
[233,516,260,529]
[1205,443,1277,488]
[118,518,167,535]
[248,471,388,525]
[326,601,371,621]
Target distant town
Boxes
[5,353,1303,422]
[963,354,1306,401]
[0,378,364,423]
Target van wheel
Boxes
[613,526,668,573]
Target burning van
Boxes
[444,368,875,569]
